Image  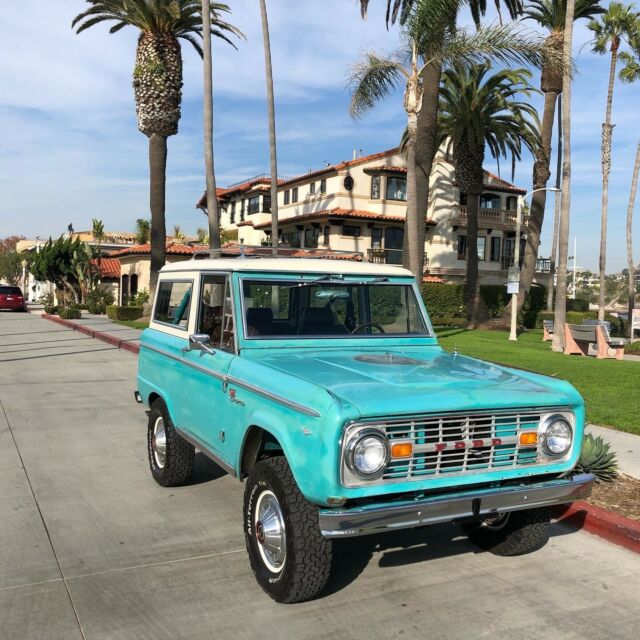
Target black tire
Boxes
[147,399,194,487]
[461,507,551,556]
[244,456,332,603]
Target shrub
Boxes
[567,298,589,312]
[422,284,465,319]
[431,317,467,328]
[107,305,144,321]
[44,305,58,315]
[86,288,115,315]
[624,341,640,354]
[129,289,149,307]
[574,434,618,482]
[59,306,81,320]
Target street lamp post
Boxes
[509,187,561,341]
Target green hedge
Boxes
[421,283,546,328]
[535,311,625,336]
[44,305,58,315]
[59,306,81,320]
[566,298,590,312]
[625,341,640,354]
[106,305,144,321]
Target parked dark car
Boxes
[0,286,27,312]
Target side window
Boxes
[154,281,192,329]
[198,275,235,351]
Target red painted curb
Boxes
[41,313,139,355]
[553,500,640,554]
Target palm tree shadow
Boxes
[189,452,228,485]
[320,523,475,598]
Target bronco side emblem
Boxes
[228,388,246,406]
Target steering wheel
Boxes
[351,322,386,334]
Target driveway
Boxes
[1,312,639,640]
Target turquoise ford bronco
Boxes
[136,257,594,603]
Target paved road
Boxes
[1,312,639,640]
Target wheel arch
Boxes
[240,425,286,479]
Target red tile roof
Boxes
[481,170,526,194]
[91,257,121,279]
[422,274,445,283]
[252,207,435,231]
[109,242,209,258]
[364,165,408,173]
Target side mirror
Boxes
[188,333,216,355]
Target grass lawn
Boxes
[114,318,150,331]
[436,328,640,436]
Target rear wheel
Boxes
[461,507,551,556]
[244,456,332,603]
[147,399,194,487]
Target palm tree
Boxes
[135,218,151,244]
[513,0,604,313]
[259,0,279,255]
[91,217,105,276]
[437,63,539,322]
[588,2,640,320]
[72,0,241,299]
[358,0,526,275]
[552,0,576,352]
[172,224,186,242]
[196,227,209,243]
[349,19,551,276]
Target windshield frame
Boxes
[237,273,434,342]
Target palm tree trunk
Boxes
[552,0,575,352]
[517,88,559,308]
[626,140,640,338]
[149,133,167,305]
[202,0,222,258]
[547,93,563,311]
[259,0,279,254]
[597,43,619,320]
[406,112,420,277]
[465,188,482,324]
[414,61,442,274]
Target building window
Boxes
[371,175,381,199]
[304,227,319,248]
[459,192,468,205]
[241,199,246,221]
[323,225,330,246]
[480,193,501,209]
[263,194,271,213]
[506,196,518,211]
[282,230,301,248]
[230,201,236,224]
[292,187,298,202]
[371,227,382,248]
[386,176,407,201]
[342,224,361,237]
[309,182,315,194]
[477,237,486,261]
[344,175,355,191]
[284,190,290,205]
[248,195,260,214]
[320,178,326,193]
[490,236,501,262]
[457,235,467,260]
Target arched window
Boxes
[130,274,138,298]
[480,193,501,209]
[121,274,129,305]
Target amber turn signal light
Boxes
[519,432,538,446]
[391,442,413,458]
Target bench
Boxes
[563,323,625,360]
[542,320,554,342]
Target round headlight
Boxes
[347,430,389,479]
[543,417,572,455]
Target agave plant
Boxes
[574,434,619,482]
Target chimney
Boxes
[353,148,357,161]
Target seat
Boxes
[246,307,274,336]
[300,306,347,335]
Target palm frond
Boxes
[348,52,407,118]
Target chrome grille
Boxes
[380,411,541,482]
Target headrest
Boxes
[246,307,273,325]
[303,306,334,324]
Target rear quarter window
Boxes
[153,281,192,329]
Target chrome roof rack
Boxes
[190,245,365,261]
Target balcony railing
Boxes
[457,206,530,226]
[367,248,404,265]
[500,257,552,271]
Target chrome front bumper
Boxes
[318,473,595,538]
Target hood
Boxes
[255,347,577,417]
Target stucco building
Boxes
[197,147,542,285]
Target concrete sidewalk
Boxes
[41,311,143,353]
[587,425,640,479]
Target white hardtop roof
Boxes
[160,258,413,277]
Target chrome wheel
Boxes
[152,416,167,468]
[255,490,287,572]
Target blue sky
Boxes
[1,0,639,271]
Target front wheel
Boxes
[244,456,332,603]
[461,507,551,556]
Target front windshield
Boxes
[241,279,429,338]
